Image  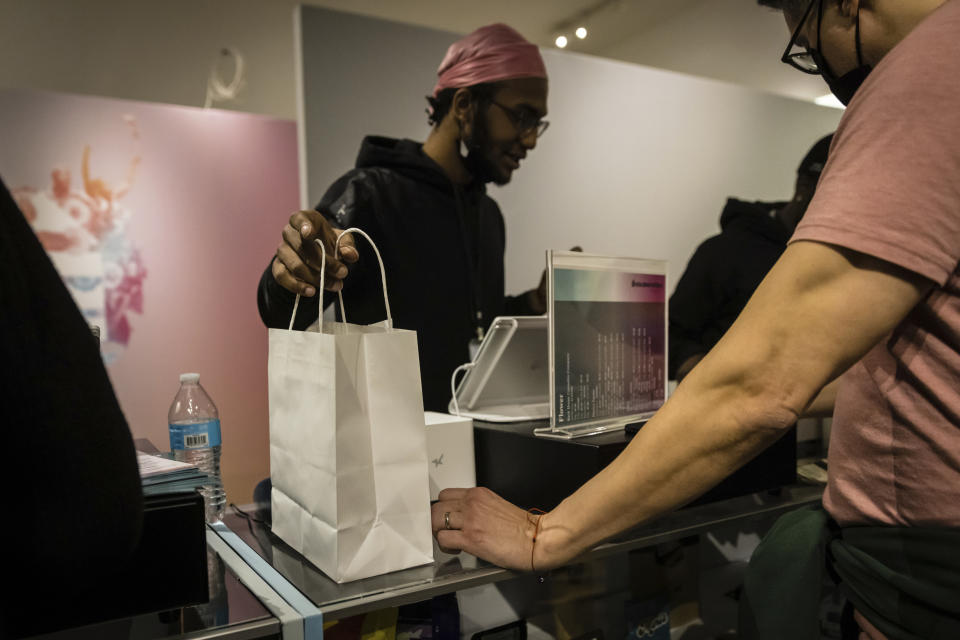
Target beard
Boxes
[461,110,510,186]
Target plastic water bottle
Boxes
[168,373,225,523]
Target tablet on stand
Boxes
[448,315,550,422]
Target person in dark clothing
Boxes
[668,134,833,381]
[0,176,144,637]
[257,23,550,411]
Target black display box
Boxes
[23,491,209,640]
[474,421,796,511]
[117,490,210,616]
[42,490,210,635]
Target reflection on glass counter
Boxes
[33,546,278,640]
[224,484,822,622]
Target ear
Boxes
[451,87,475,129]
[837,0,860,21]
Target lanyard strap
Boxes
[453,186,485,340]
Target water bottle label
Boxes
[169,419,222,450]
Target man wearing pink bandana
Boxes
[258,24,550,412]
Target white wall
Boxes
[0,0,299,119]
[605,0,832,103]
[298,7,456,208]
[299,7,842,295]
[0,0,835,116]
[496,50,841,293]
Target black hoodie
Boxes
[668,198,790,380]
[258,136,537,411]
[1,177,143,637]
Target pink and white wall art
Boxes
[0,88,299,501]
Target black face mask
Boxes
[811,0,871,106]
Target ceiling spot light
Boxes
[575,27,588,39]
[555,35,568,48]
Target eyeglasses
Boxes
[490,100,550,138]
[780,0,822,74]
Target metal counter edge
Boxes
[208,522,323,640]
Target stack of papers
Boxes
[137,451,212,496]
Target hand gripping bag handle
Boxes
[287,238,326,332]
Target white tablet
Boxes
[448,315,549,423]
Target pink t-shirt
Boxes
[790,0,960,526]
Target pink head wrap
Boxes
[432,23,547,97]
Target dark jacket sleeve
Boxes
[1,178,144,636]
[256,171,373,329]
[668,236,727,379]
[503,289,539,315]
[257,258,317,329]
[489,203,541,316]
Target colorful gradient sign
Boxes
[550,256,667,430]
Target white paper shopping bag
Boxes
[268,228,433,583]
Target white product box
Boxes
[424,411,476,501]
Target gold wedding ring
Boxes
[444,511,452,530]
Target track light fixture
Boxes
[551,0,616,48]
